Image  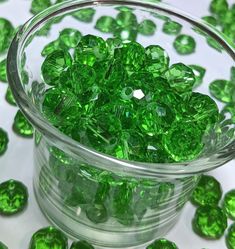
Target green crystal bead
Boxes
[30,0,51,15]
[41,40,61,57]
[138,19,156,36]
[12,110,34,138]
[223,190,235,220]
[163,121,203,162]
[95,16,117,33]
[0,58,7,82]
[226,223,235,249]
[210,0,229,16]
[209,79,234,103]
[189,64,206,88]
[191,175,222,206]
[116,11,138,28]
[202,16,218,26]
[59,28,82,48]
[0,18,14,53]
[221,9,235,26]
[206,37,223,52]
[5,87,16,106]
[162,20,182,35]
[192,205,227,239]
[41,50,72,86]
[0,128,8,156]
[113,27,137,43]
[0,242,7,249]
[146,238,178,249]
[173,34,196,55]
[86,203,108,224]
[72,8,95,23]
[0,179,28,215]
[70,241,94,249]
[29,227,68,249]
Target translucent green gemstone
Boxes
[164,63,195,96]
[0,242,7,249]
[116,11,138,28]
[189,64,206,88]
[70,241,94,249]
[0,179,28,215]
[138,19,156,36]
[226,223,235,249]
[191,175,222,206]
[146,238,178,249]
[59,28,82,48]
[192,205,227,239]
[29,227,68,249]
[41,40,60,57]
[72,8,95,23]
[206,37,223,52]
[162,20,182,35]
[95,16,117,33]
[209,79,234,103]
[223,190,235,220]
[12,110,34,138]
[113,27,137,43]
[210,0,229,16]
[41,50,72,85]
[0,59,7,82]
[173,34,196,55]
[30,0,51,15]
[202,16,218,26]
[145,45,170,77]
[86,203,108,224]
[5,87,16,106]
[221,9,235,26]
[0,128,8,156]
[0,18,14,53]
[163,121,203,162]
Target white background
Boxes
[0,0,235,248]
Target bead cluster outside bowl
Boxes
[7,0,235,248]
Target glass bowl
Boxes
[7,0,235,248]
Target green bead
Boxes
[223,23,235,43]
[162,20,182,35]
[226,223,235,249]
[41,50,72,86]
[29,227,68,249]
[223,190,235,220]
[41,40,60,57]
[191,175,222,206]
[95,16,117,33]
[209,80,234,103]
[113,27,137,43]
[0,18,14,53]
[146,238,178,249]
[189,64,206,88]
[0,179,28,215]
[206,37,223,52]
[138,19,156,36]
[0,58,7,82]
[0,128,8,156]
[173,34,196,55]
[192,205,227,239]
[86,203,108,224]
[116,11,138,28]
[12,110,34,138]
[5,87,16,106]
[72,8,95,23]
[210,0,229,16]
[30,0,51,15]
[202,16,218,26]
[70,241,94,249]
[145,45,170,77]
[163,121,203,162]
[59,28,82,48]
[115,6,134,12]
[0,242,7,249]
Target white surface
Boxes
[0,0,235,248]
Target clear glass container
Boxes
[7,0,235,248]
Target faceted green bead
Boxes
[95,16,117,33]
[138,19,156,36]
[5,87,16,106]
[72,8,95,23]
[0,128,8,156]
[86,203,108,224]
[163,121,203,162]
[70,241,94,249]
[0,242,7,249]
[145,45,170,77]
[202,16,218,26]
[13,110,34,138]
[116,11,138,28]
[189,64,206,88]
[41,50,72,86]
[0,18,14,53]
[113,27,138,43]
[146,238,178,249]
[41,40,60,57]
[209,79,234,103]
[226,223,235,249]
[164,63,195,96]
[192,205,227,239]
[0,59,7,82]
[206,37,223,52]
[173,34,196,55]
[0,179,28,215]
[59,28,82,48]
[210,0,229,16]
[30,0,51,15]
[162,20,182,35]
[223,190,235,220]
[191,175,222,206]
[29,227,68,249]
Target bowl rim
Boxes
[7,0,235,177]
